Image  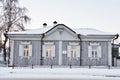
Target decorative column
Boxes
[59,41,62,65]
[108,42,112,66]
[10,40,14,66]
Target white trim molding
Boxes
[90,42,100,46]
[59,41,62,65]
[69,42,79,45]
[21,41,31,45]
[10,40,14,66]
[44,42,54,45]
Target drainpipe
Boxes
[8,39,10,66]
[112,34,119,66]
[77,34,82,66]
[40,34,45,65]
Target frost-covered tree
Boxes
[0,0,30,62]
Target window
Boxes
[46,45,52,57]
[43,45,55,57]
[19,44,32,57]
[91,46,98,59]
[71,46,76,58]
[67,45,80,58]
[88,43,101,59]
[23,45,29,57]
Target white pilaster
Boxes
[10,40,14,66]
[108,42,112,66]
[59,41,62,65]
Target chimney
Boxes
[43,23,47,27]
[53,21,57,26]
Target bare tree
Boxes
[0,0,30,62]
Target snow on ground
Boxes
[0,67,120,80]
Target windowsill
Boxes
[44,57,54,59]
[69,57,78,60]
[20,56,30,58]
[90,57,100,60]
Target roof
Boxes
[73,28,113,35]
[7,24,114,36]
[45,24,76,34]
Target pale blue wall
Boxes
[13,40,110,66]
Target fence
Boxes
[9,64,120,69]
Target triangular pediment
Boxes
[44,24,79,41]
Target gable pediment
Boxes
[44,24,79,41]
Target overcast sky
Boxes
[19,0,120,34]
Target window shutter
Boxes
[29,45,32,56]
[51,45,55,57]
[42,45,46,57]
[76,46,80,57]
[19,45,23,56]
[97,46,101,58]
[88,46,92,57]
[67,46,71,57]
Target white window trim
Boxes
[69,42,79,45]
[42,44,55,58]
[21,41,31,45]
[90,42,100,46]
[19,44,32,58]
[88,42,101,59]
[44,42,54,45]
[67,45,80,59]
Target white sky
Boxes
[19,0,120,35]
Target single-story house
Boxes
[7,22,118,67]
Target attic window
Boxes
[58,28,64,34]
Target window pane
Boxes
[46,45,52,57]
[95,51,97,57]
[23,45,29,57]
[71,46,76,58]
[91,46,98,58]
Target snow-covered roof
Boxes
[7,25,114,36]
[73,28,113,35]
[8,26,52,35]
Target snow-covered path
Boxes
[0,67,120,80]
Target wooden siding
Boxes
[13,40,41,67]
[13,40,110,66]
